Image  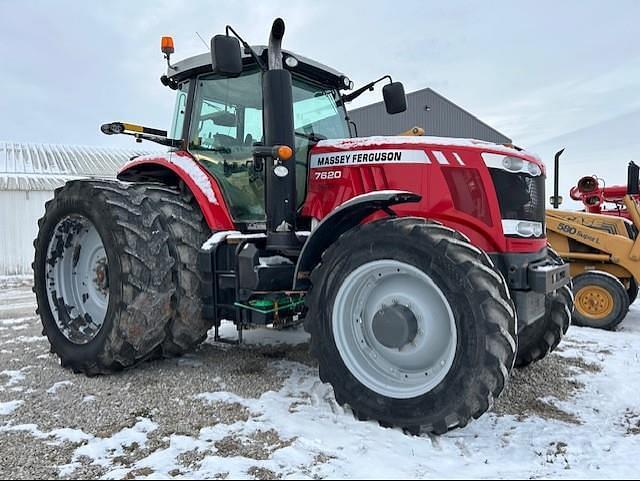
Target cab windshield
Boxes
[188,69,349,222]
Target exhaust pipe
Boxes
[268,18,285,70]
[551,148,564,208]
[628,161,640,196]
[262,18,298,252]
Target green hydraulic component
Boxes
[234,296,306,314]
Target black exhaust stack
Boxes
[628,161,639,195]
[262,18,298,252]
[551,148,565,208]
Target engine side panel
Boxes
[302,140,546,254]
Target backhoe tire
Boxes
[33,180,175,375]
[515,249,573,368]
[572,271,629,330]
[134,183,212,356]
[305,217,517,434]
[627,278,638,305]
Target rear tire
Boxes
[33,180,175,374]
[134,183,212,356]
[305,217,517,434]
[572,271,629,330]
[515,249,573,368]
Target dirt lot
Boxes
[1,279,638,479]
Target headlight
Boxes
[482,153,543,177]
[502,220,543,238]
[284,55,299,68]
[340,76,354,90]
[503,157,523,172]
[527,162,542,176]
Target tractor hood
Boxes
[309,135,543,171]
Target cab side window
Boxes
[192,99,238,150]
[170,82,189,140]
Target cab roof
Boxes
[167,45,348,91]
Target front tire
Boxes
[33,180,175,374]
[572,271,629,330]
[515,249,573,367]
[305,218,517,434]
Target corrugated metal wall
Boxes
[0,142,147,191]
[348,88,511,144]
[0,190,52,276]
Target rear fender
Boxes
[118,151,235,230]
[293,190,421,289]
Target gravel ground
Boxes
[0,279,629,479]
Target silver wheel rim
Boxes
[332,260,457,399]
[45,215,109,344]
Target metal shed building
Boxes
[0,142,145,276]
[348,87,511,144]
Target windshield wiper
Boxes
[295,131,327,142]
[193,145,232,154]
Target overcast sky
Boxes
[1,0,638,155]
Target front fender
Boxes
[118,151,235,230]
[293,190,421,289]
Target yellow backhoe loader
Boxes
[547,160,640,330]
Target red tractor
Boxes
[33,19,572,434]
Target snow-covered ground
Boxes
[0,281,638,479]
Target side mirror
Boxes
[211,35,243,76]
[383,82,407,115]
[203,111,237,127]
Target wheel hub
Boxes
[372,304,418,349]
[576,286,613,318]
[94,259,109,293]
[332,259,457,399]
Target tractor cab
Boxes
[166,51,351,225]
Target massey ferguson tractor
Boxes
[33,19,572,434]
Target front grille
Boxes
[489,169,545,225]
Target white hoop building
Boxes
[0,142,147,276]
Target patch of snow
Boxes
[1,369,26,387]
[47,381,73,395]
[0,302,37,312]
[316,136,539,159]
[49,427,93,444]
[258,255,294,267]
[201,230,241,251]
[0,423,92,444]
[72,418,158,467]
[3,335,46,345]
[82,395,97,404]
[227,233,267,240]
[168,155,218,204]
[0,400,23,415]
[0,317,33,326]
[202,231,312,251]
[210,321,310,347]
[195,391,252,408]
